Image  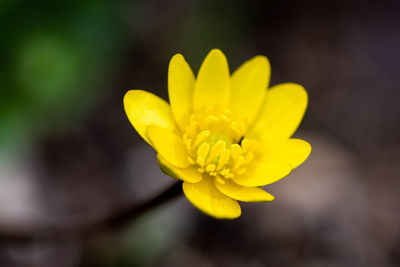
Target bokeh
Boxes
[1,0,400,266]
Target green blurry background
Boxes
[1,0,400,266]
[0,0,124,159]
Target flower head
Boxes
[124,49,311,219]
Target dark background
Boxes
[1,0,400,266]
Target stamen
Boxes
[242,138,256,154]
[230,144,242,160]
[217,148,231,170]
[186,139,192,152]
[196,157,205,167]
[204,115,217,128]
[245,152,253,164]
[193,130,211,148]
[234,155,245,169]
[187,157,195,165]
[197,143,210,159]
[231,121,245,135]
[206,164,216,172]
[216,176,226,184]
[206,140,226,164]
[220,168,230,177]
[190,121,198,136]
[235,167,247,175]
[242,138,251,153]
[182,108,255,180]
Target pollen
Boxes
[183,108,256,181]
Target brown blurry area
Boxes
[1,0,400,266]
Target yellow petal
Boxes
[230,56,270,125]
[232,159,292,187]
[260,138,311,169]
[183,176,241,219]
[168,54,195,131]
[158,154,202,183]
[232,138,311,187]
[124,90,176,144]
[247,83,308,141]
[215,179,274,202]
[147,126,189,168]
[193,49,230,112]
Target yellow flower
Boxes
[123,49,311,219]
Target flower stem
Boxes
[0,181,183,242]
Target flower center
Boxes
[183,107,256,184]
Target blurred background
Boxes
[1,0,400,266]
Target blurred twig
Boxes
[0,181,182,242]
